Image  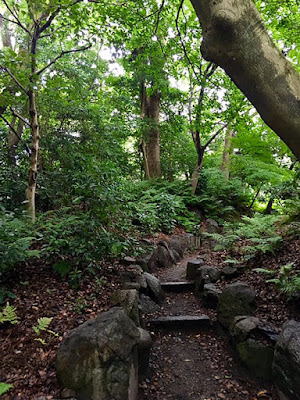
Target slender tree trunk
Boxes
[264,197,274,214]
[26,90,39,220]
[190,0,300,160]
[191,149,204,195]
[221,129,234,179]
[141,83,161,179]
[249,185,262,209]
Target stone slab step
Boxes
[160,281,195,293]
[149,315,211,330]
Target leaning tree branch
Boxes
[36,44,92,75]
[2,0,32,35]
[203,123,227,150]
[176,0,201,85]
[154,0,165,35]
[0,65,28,94]
[0,114,23,142]
[10,108,31,127]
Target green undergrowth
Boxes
[207,213,283,256]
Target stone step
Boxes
[160,281,195,293]
[149,315,211,330]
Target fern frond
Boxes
[0,382,14,395]
[33,317,53,334]
[0,302,18,324]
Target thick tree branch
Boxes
[36,44,92,75]
[0,65,28,94]
[190,0,300,160]
[204,124,227,150]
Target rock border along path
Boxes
[139,252,279,400]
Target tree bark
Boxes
[191,147,204,195]
[190,0,300,160]
[26,90,39,220]
[264,197,274,214]
[141,83,162,179]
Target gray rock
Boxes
[217,282,256,329]
[221,266,238,279]
[186,259,204,280]
[110,289,140,326]
[123,282,141,291]
[172,249,181,262]
[137,327,152,381]
[169,237,184,257]
[273,320,300,400]
[143,272,165,305]
[138,294,160,314]
[120,265,144,284]
[194,266,221,295]
[123,256,136,265]
[230,316,260,343]
[157,245,173,268]
[56,307,140,400]
[158,239,169,250]
[237,338,274,379]
[206,218,219,233]
[203,283,222,308]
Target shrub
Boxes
[122,180,198,234]
[195,168,251,219]
[0,210,39,276]
[207,213,282,256]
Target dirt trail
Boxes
[139,252,279,400]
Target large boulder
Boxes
[110,289,140,326]
[206,218,219,234]
[137,327,152,381]
[203,283,222,308]
[57,307,141,400]
[143,272,165,305]
[138,294,160,315]
[273,320,300,400]
[169,236,185,257]
[217,282,256,329]
[194,266,221,296]
[230,316,260,343]
[237,339,274,379]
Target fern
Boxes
[33,317,53,334]
[256,263,300,299]
[0,302,18,325]
[0,382,13,395]
[33,317,58,343]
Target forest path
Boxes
[139,251,279,400]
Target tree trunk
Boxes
[141,83,161,179]
[26,90,39,220]
[264,197,274,214]
[190,0,300,160]
[221,129,234,179]
[191,153,204,195]
[249,185,262,209]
